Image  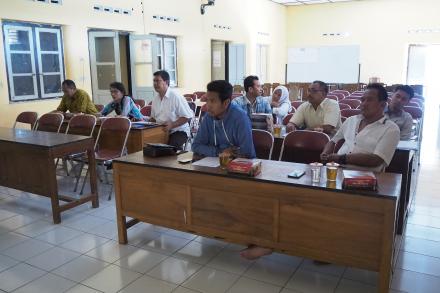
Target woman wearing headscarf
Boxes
[269,85,292,124]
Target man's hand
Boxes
[270,101,279,108]
[321,153,340,163]
[163,121,174,132]
[286,122,296,133]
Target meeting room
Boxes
[0,0,437,292]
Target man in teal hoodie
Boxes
[192,80,256,159]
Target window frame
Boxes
[155,35,178,87]
[2,20,65,102]
[256,44,268,84]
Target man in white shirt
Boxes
[287,81,341,136]
[150,70,194,149]
[320,83,400,172]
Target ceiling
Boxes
[271,0,363,5]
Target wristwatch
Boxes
[339,154,347,165]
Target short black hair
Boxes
[312,80,328,94]
[153,70,170,86]
[243,75,259,93]
[62,79,76,89]
[110,82,126,95]
[394,85,414,99]
[207,80,233,102]
[366,83,388,102]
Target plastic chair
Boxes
[404,106,423,119]
[329,92,345,101]
[134,99,146,108]
[279,130,330,164]
[291,101,304,110]
[331,90,350,98]
[408,101,422,108]
[282,113,294,126]
[140,105,152,117]
[13,111,38,130]
[326,94,339,101]
[35,113,64,133]
[76,117,131,200]
[95,104,104,112]
[193,91,206,100]
[60,114,97,176]
[338,103,351,110]
[340,108,361,118]
[199,104,208,121]
[339,99,361,109]
[252,129,274,160]
[184,94,196,102]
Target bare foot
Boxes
[240,245,272,260]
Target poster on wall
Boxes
[213,50,222,68]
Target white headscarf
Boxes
[271,85,292,112]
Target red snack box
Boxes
[342,170,377,190]
[226,158,262,177]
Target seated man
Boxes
[320,83,400,172]
[56,80,98,115]
[286,80,341,136]
[150,70,194,149]
[385,85,415,140]
[192,80,255,159]
[232,75,271,119]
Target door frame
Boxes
[129,34,159,102]
[88,30,121,104]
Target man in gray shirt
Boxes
[385,85,415,140]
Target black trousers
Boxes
[168,131,188,149]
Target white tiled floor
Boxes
[0,105,439,292]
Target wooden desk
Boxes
[61,120,167,154]
[113,153,401,293]
[125,125,168,154]
[0,128,99,223]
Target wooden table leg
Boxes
[378,203,396,293]
[48,157,61,224]
[87,146,99,209]
[113,166,127,244]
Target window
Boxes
[156,35,177,87]
[3,21,65,101]
[256,44,268,83]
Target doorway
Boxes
[211,40,246,86]
[407,44,440,161]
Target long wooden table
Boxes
[0,128,99,223]
[113,153,401,293]
[61,119,167,154]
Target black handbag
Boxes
[143,143,177,157]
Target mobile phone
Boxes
[288,170,305,178]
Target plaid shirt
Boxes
[231,95,272,118]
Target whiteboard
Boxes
[287,45,360,83]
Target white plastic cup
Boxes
[309,162,323,183]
